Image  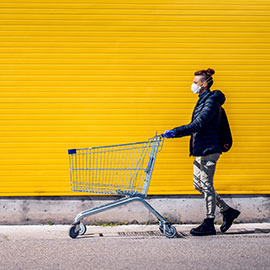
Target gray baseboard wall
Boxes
[0,195,269,225]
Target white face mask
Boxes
[191,83,201,94]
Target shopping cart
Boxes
[68,134,177,238]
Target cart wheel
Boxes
[69,225,79,239]
[78,223,87,235]
[164,224,177,238]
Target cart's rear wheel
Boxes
[164,224,177,238]
[69,225,79,239]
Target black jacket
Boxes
[173,90,225,156]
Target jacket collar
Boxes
[197,91,212,105]
[199,89,210,99]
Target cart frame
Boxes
[68,134,177,238]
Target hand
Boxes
[162,130,175,138]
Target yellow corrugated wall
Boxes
[0,0,270,196]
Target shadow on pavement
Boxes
[72,228,270,239]
[221,229,270,235]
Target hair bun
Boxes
[206,68,215,76]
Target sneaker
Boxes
[190,218,216,236]
[220,207,241,233]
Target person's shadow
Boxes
[220,228,270,235]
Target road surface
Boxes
[0,224,269,270]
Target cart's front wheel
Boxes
[69,223,87,238]
[164,224,177,238]
[78,223,87,235]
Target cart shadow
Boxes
[78,233,104,239]
[78,231,186,239]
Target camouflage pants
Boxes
[193,153,229,219]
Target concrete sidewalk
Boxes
[0,223,269,239]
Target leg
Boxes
[200,153,220,219]
[190,155,218,236]
[193,155,229,213]
[193,157,203,194]
[215,192,230,212]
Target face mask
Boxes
[191,83,201,94]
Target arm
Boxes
[173,99,220,138]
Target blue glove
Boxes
[162,130,175,138]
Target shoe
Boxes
[190,218,216,236]
[220,207,240,233]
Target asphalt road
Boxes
[0,225,269,270]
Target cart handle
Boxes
[148,133,164,152]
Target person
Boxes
[162,68,240,236]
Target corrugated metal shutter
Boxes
[0,0,269,196]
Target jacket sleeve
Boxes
[173,99,220,138]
